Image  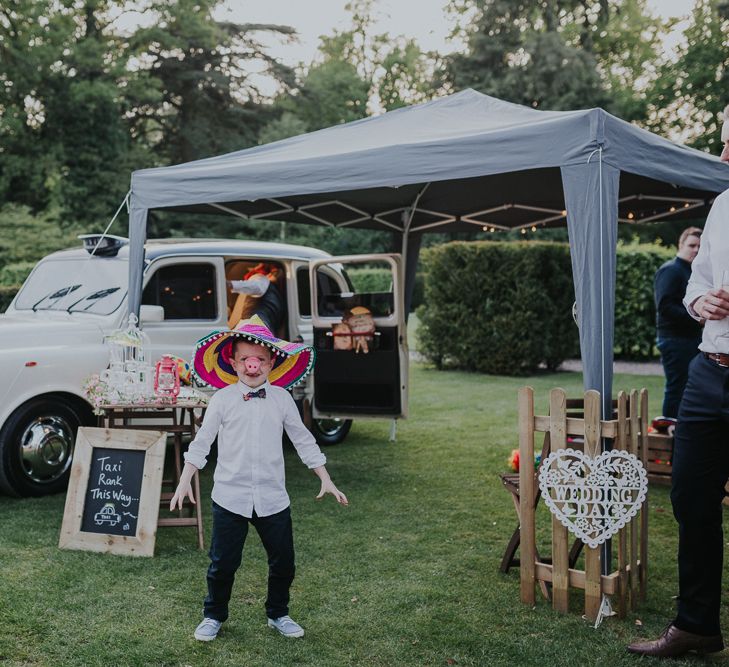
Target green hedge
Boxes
[347,268,425,310]
[0,286,20,312]
[416,242,579,374]
[613,244,673,360]
[0,262,35,286]
[416,241,674,375]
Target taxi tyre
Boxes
[311,418,352,446]
[0,397,86,497]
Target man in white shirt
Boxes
[172,317,348,642]
[629,106,729,658]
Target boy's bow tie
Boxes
[243,388,266,401]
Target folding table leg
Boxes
[500,525,521,573]
[568,539,584,568]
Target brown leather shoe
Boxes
[628,624,724,658]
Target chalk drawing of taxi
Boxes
[94,503,121,526]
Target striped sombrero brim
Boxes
[192,318,315,389]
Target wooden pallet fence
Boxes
[518,387,648,621]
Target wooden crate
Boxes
[643,433,673,485]
[641,433,729,503]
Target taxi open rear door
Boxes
[309,254,408,419]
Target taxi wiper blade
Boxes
[67,287,123,312]
[32,284,82,311]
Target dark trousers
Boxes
[657,336,701,418]
[671,354,729,636]
[204,501,295,622]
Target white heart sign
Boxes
[538,448,648,549]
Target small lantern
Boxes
[154,354,180,401]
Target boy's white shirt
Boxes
[184,379,326,518]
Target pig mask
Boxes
[230,340,271,388]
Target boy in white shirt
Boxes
[171,315,348,642]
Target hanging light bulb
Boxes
[670,206,676,212]
[521,228,526,235]
[627,212,634,220]
[490,227,495,233]
[531,225,537,232]
[482,226,488,232]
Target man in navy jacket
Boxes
[654,227,703,418]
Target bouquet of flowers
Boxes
[507,449,542,473]
[82,374,112,413]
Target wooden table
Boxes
[98,400,206,549]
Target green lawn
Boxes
[1,365,728,666]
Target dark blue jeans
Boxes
[657,336,701,418]
[204,502,295,622]
[671,353,729,636]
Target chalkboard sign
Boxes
[59,427,166,557]
[80,447,145,536]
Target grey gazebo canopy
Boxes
[128,88,729,409]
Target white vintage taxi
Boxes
[0,235,408,497]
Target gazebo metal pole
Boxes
[400,183,430,322]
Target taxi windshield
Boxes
[14,257,128,315]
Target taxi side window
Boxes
[143,263,217,320]
[298,267,344,317]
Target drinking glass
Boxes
[722,269,729,293]
[719,270,729,337]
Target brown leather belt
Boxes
[703,352,729,368]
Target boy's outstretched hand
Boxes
[170,481,196,511]
[316,478,349,506]
[170,462,198,511]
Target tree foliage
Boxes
[446,0,667,119]
[0,0,63,212]
[646,0,729,152]
[0,203,81,275]
[130,0,296,165]
[0,1,148,225]
[259,0,440,145]
[288,59,370,129]
[0,0,296,238]
[0,0,725,273]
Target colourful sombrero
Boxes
[192,315,315,389]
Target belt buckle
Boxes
[713,354,729,368]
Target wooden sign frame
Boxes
[59,427,166,557]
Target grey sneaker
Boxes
[267,615,304,638]
[194,617,222,641]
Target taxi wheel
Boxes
[311,418,352,446]
[0,398,84,497]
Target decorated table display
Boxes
[78,318,208,550]
[85,383,210,412]
[84,313,208,411]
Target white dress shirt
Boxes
[684,189,729,353]
[184,380,326,518]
